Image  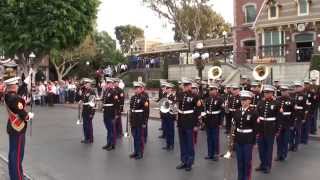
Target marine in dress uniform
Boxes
[191,83,202,145]
[226,84,241,134]
[141,85,150,143]
[102,78,119,151]
[161,82,176,150]
[113,78,125,137]
[301,80,316,143]
[255,85,280,174]
[234,90,258,180]
[4,77,34,180]
[203,84,224,161]
[275,85,294,161]
[289,81,308,151]
[79,78,96,144]
[273,80,281,98]
[240,75,251,91]
[250,81,263,109]
[309,80,319,134]
[158,80,167,137]
[176,78,202,171]
[129,81,149,160]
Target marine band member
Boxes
[102,78,119,151]
[275,85,294,161]
[234,90,258,180]
[129,81,149,160]
[4,77,34,180]
[256,85,280,174]
[161,82,176,150]
[79,78,96,144]
[176,78,202,172]
[203,84,224,161]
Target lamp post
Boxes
[28,51,36,136]
[193,42,209,97]
[186,35,192,65]
[223,30,228,63]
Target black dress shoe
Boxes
[185,166,192,171]
[176,163,187,170]
[129,153,137,158]
[204,156,213,160]
[212,156,219,161]
[292,147,298,152]
[81,140,90,144]
[263,168,271,174]
[158,135,165,139]
[135,154,143,160]
[255,166,265,171]
[106,145,115,151]
[162,146,169,150]
[274,157,281,161]
[102,144,110,150]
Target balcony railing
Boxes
[260,44,286,58]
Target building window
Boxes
[298,0,309,16]
[244,5,256,23]
[262,31,285,57]
[268,4,278,19]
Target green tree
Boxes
[115,25,144,53]
[51,35,97,80]
[0,0,99,72]
[142,0,230,41]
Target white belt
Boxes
[295,106,303,110]
[306,102,312,105]
[103,104,114,107]
[178,110,194,114]
[229,108,236,112]
[131,110,144,113]
[236,128,253,133]
[282,112,292,115]
[250,104,257,107]
[259,117,276,121]
[206,110,221,115]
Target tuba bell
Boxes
[208,66,223,80]
[252,64,270,81]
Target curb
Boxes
[0,154,32,180]
[310,134,320,141]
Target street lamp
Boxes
[186,35,192,65]
[86,61,90,66]
[222,30,228,63]
[193,42,209,96]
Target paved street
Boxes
[1,105,320,180]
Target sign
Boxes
[310,70,320,85]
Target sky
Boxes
[96,0,234,43]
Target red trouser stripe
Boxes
[17,135,22,180]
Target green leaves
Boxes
[0,0,100,58]
[115,25,144,53]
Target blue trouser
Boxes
[178,128,194,167]
[82,112,93,142]
[104,114,116,146]
[257,135,274,169]
[164,114,175,147]
[301,118,310,144]
[289,124,302,150]
[206,127,220,158]
[236,143,253,180]
[132,127,144,155]
[310,110,318,133]
[144,122,148,143]
[115,113,123,136]
[276,128,290,159]
[8,133,25,180]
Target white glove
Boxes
[88,102,95,107]
[28,112,34,120]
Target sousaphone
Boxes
[208,66,222,80]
